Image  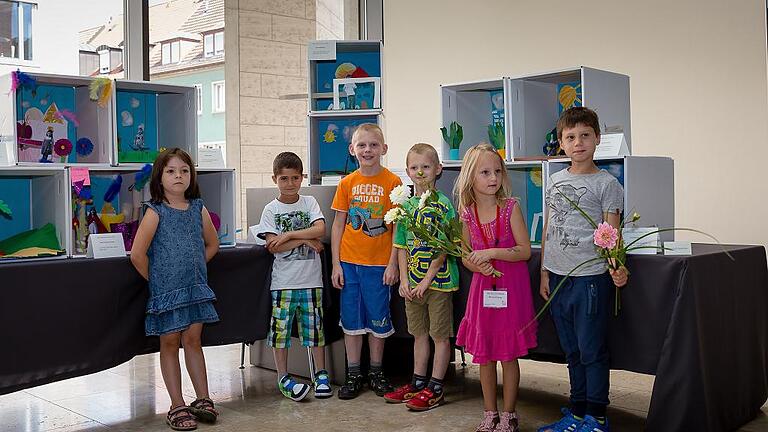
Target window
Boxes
[204,31,223,57]
[211,80,224,113]
[0,0,33,60]
[194,83,202,115]
[161,40,180,64]
[98,50,110,73]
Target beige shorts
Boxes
[405,289,454,340]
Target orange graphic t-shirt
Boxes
[331,168,402,266]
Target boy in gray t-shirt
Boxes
[538,107,628,432]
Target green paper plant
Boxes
[0,200,11,218]
[440,121,463,150]
[488,123,505,150]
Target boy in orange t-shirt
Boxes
[331,123,401,400]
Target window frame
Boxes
[194,83,202,115]
[211,80,225,113]
[203,30,223,58]
[161,39,180,65]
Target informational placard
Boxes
[595,133,629,158]
[622,227,659,255]
[664,241,693,256]
[86,233,127,259]
[308,41,336,61]
[197,147,225,168]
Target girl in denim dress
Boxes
[130,148,220,431]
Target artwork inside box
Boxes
[317,116,378,175]
[16,84,80,163]
[0,177,63,258]
[314,51,380,110]
[116,91,159,163]
[71,166,151,254]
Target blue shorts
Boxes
[340,262,394,338]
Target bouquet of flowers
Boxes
[530,184,733,324]
[384,185,501,277]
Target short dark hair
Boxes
[273,152,303,175]
[149,147,200,204]
[557,107,601,141]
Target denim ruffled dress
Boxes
[144,198,219,336]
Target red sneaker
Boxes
[383,384,420,403]
[405,388,444,411]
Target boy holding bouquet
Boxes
[384,143,459,411]
[539,107,628,432]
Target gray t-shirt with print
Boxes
[542,168,624,276]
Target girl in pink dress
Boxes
[454,144,538,432]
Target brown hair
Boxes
[149,147,200,204]
[406,142,440,167]
[556,106,601,141]
[273,151,303,175]
[350,123,385,145]
[453,143,511,212]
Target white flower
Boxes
[389,185,411,205]
[384,207,405,224]
[418,190,432,209]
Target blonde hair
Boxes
[453,143,511,212]
[351,123,385,145]
[406,142,440,166]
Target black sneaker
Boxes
[368,371,394,396]
[337,374,364,400]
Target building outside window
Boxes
[0,0,34,61]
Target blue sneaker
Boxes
[538,407,583,432]
[576,415,609,432]
[278,374,310,401]
[313,370,333,398]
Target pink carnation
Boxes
[593,222,619,249]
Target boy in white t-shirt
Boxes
[258,152,331,401]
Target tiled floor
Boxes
[1,344,766,431]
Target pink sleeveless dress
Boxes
[456,198,538,364]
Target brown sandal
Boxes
[189,397,218,423]
[166,406,197,431]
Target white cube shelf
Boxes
[308,40,383,114]
[440,78,510,162]
[0,166,70,262]
[198,168,237,247]
[545,156,674,241]
[307,111,381,185]
[113,80,197,166]
[0,73,114,166]
[508,67,631,160]
[69,166,152,257]
[436,161,545,246]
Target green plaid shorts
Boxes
[268,288,325,349]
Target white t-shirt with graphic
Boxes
[258,195,324,290]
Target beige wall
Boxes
[226,0,316,231]
[226,0,359,231]
[383,0,768,247]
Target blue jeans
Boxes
[549,271,612,412]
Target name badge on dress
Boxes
[483,290,507,308]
